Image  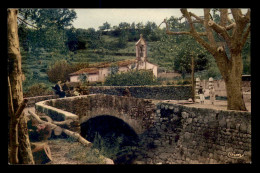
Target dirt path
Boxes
[46,139,85,165]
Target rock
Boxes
[104,158,114,164]
[136,161,146,164]
[174,107,179,113]
[181,112,189,119]
[240,122,248,133]
[158,153,169,160]
[247,124,251,134]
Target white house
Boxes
[69,34,158,83]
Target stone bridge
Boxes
[34,94,251,164]
[35,94,156,134]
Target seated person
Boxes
[52,80,66,98]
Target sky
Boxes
[71,8,204,30]
[71,8,249,30]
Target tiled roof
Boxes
[69,67,99,76]
[89,59,137,68]
[69,58,158,76]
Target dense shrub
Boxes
[47,59,89,83]
[24,83,53,97]
[104,70,158,86]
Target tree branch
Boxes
[28,110,92,147]
[177,9,216,55]
[161,18,206,36]
[203,9,217,48]
[244,9,251,22]
[17,16,38,29]
[225,23,236,30]
[231,9,243,23]
[220,9,228,27]
[208,20,231,47]
[241,24,250,48]
[8,76,14,117]
[189,12,204,24]
[180,8,196,32]
[15,99,28,120]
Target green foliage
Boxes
[99,22,111,32]
[104,70,157,86]
[91,132,137,162]
[78,73,88,86]
[18,8,77,54]
[19,8,77,29]
[46,59,71,83]
[46,59,89,83]
[92,133,122,160]
[150,16,211,73]
[23,83,53,97]
[66,142,106,164]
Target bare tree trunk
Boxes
[224,53,246,111]
[7,8,34,164]
[18,115,35,164]
[215,52,247,111]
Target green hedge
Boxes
[104,70,158,86]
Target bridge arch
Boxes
[80,115,139,144]
[79,108,145,134]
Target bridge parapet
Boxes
[35,94,157,134]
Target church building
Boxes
[69,34,158,83]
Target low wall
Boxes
[137,102,251,164]
[25,95,59,107]
[88,85,192,100]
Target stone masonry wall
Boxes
[39,94,157,134]
[35,94,251,164]
[137,102,251,164]
[88,85,192,100]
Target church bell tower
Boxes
[135,34,147,62]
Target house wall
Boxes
[118,66,129,73]
[88,74,99,82]
[98,67,110,82]
[70,75,79,82]
[70,74,99,82]
[146,62,157,77]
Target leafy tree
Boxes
[66,27,79,52]
[99,21,111,33]
[162,8,250,111]
[47,60,89,83]
[18,8,77,53]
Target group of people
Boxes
[198,85,215,105]
[52,80,81,98]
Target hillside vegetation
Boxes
[18,9,250,96]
